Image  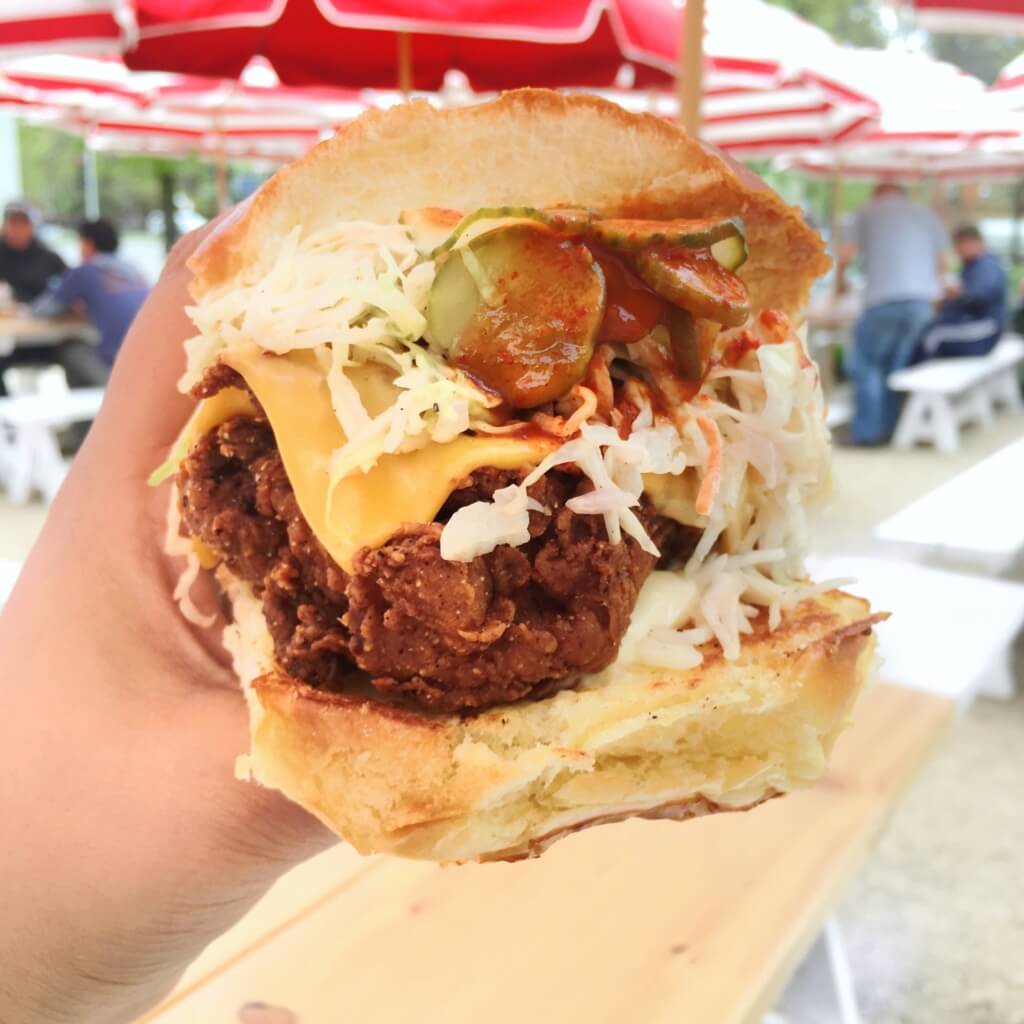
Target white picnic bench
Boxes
[0,388,104,503]
[873,434,1024,576]
[888,335,1024,454]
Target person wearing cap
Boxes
[32,217,149,387]
[837,182,949,446]
[0,199,66,303]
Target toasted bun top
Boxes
[189,90,828,314]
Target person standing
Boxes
[32,217,149,387]
[838,183,948,445]
[917,224,1006,360]
[0,199,66,302]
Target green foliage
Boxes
[766,0,887,48]
[18,122,85,222]
[17,122,224,230]
[771,0,1019,83]
[927,34,1021,85]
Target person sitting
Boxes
[32,217,150,387]
[917,224,1006,361]
[0,199,66,303]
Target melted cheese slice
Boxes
[216,345,555,572]
[178,385,259,453]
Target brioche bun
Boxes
[188,90,828,313]
[224,575,878,862]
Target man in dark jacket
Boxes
[0,200,66,302]
[918,224,1006,359]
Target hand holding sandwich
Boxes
[0,91,881,1022]
[0,223,332,1024]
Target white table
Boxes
[809,554,1024,705]
[873,435,1024,575]
[0,314,97,356]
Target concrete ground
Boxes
[791,410,1024,1024]
[3,412,1024,1024]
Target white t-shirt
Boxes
[852,195,948,307]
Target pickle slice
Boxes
[399,207,463,256]
[711,232,747,271]
[427,224,605,408]
[432,206,595,257]
[590,216,743,253]
[666,307,719,384]
[633,247,750,327]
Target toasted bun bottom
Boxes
[222,574,878,863]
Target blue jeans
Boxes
[849,299,933,442]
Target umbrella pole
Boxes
[398,32,413,97]
[83,136,100,219]
[828,161,844,253]
[829,159,845,297]
[678,0,705,137]
[214,149,230,211]
[214,108,230,212]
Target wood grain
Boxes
[142,683,953,1024]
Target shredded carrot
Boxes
[695,414,722,517]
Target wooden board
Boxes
[142,683,952,1024]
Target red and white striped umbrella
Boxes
[781,48,1024,180]
[0,38,878,162]
[582,83,874,157]
[908,0,1024,35]
[0,1,125,58]
[0,54,367,160]
[123,0,838,92]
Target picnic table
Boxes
[0,313,97,357]
[140,682,952,1024]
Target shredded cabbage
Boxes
[441,485,547,562]
[163,488,215,629]
[184,220,496,492]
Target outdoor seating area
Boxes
[1,3,1023,1024]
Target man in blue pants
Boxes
[917,224,1006,360]
[839,183,948,445]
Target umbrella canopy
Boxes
[123,0,837,92]
[779,46,1024,179]
[908,0,1024,35]
[0,54,367,160]
[590,82,874,157]
[792,150,1024,180]
[0,1,124,58]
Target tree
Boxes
[767,0,888,48]
[927,34,1021,84]
[771,0,1019,83]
